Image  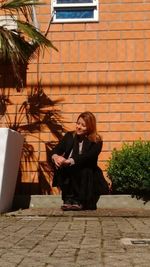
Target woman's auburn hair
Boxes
[77,111,102,143]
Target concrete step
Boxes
[13,194,150,210]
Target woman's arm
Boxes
[51,132,71,156]
[51,132,73,168]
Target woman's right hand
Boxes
[52,154,66,168]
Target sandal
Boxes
[61,202,72,211]
[71,203,83,211]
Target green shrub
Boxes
[106,140,150,197]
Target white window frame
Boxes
[51,0,99,23]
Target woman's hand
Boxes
[52,154,66,168]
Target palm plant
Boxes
[0,1,65,194]
[0,0,57,86]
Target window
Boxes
[52,0,99,23]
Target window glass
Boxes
[57,0,93,3]
[56,8,94,19]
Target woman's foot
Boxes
[71,201,83,211]
[61,200,72,211]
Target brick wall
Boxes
[1,0,150,193]
[31,0,150,166]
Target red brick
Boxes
[97,72,107,84]
[62,104,85,113]
[69,72,79,85]
[145,40,150,60]
[121,113,145,121]
[75,31,97,40]
[97,41,108,62]
[100,12,121,21]
[63,23,85,31]
[110,122,134,131]
[106,72,117,84]
[122,30,144,39]
[101,3,150,12]
[121,12,145,21]
[49,24,63,32]
[50,43,61,63]
[133,21,150,30]
[100,151,112,161]
[86,22,109,31]
[117,40,126,61]
[74,95,97,103]
[79,41,89,62]
[60,72,69,85]
[69,41,79,62]
[110,103,134,112]
[63,63,86,72]
[126,40,135,61]
[103,132,121,141]
[41,63,62,72]
[116,71,128,85]
[134,122,150,131]
[98,94,121,103]
[60,42,70,63]
[107,40,117,61]
[98,31,121,40]
[88,41,98,62]
[87,63,109,71]
[109,62,133,71]
[97,122,110,132]
[97,113,121,122]
[121,94,145,103]
[121,132,145,141]
[133,61,150,70]
[52,32,74,41]
[110,142,123,150]
[109,21,132,30]
[87,104,109,113]
[79,72,89,84]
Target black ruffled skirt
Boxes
[53,165,109,209]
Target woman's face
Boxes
[76,117,87,136]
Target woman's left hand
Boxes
[63,159,72,165]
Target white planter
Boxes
[0,128,24,213]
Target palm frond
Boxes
[1,0,42,10]
[17,20,58,50]
[0,26,37,83]
[0,26,35,61]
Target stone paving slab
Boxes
[0,209,149,267]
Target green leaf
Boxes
[16,20,58,51]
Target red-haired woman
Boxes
[51,111,112,210]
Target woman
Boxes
[51,111,111,210]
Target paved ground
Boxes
[0,208,149,267]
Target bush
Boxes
[106,140,150,197]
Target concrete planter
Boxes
[0,128,24,213]
[98,195,150,209]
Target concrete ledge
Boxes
[13,195,150,210]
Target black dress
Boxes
[51,132,109,210]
